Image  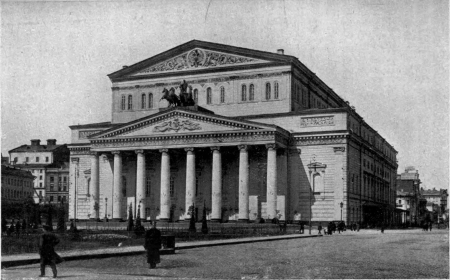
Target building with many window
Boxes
[9,139,69,203]
[1,165,35,203]
[68,40,398,224]
[421,188,448,222]
[396,167,421,225]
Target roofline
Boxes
[69,121,115,129]
[107,39,295,80]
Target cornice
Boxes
[292,134,349,146]
[112,71,290,91]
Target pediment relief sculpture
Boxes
[153,118,201,133]
[134,48,264,75]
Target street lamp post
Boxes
[340,202,344,221]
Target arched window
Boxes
[241,85,247,101]
[121,96,126,110]
[249,84,255,101]
[194,89,198,104]
[148,93,153,108]
[206,87,212,104]
[220,86,225,103]
[128,95,133,110]
[265,83,271,100]
[141,93,146,109]
[274,82,279,99]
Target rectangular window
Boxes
[145,207,150,218]
[58,196,61,202]
[46,157,49,162]
[50,196,54,202]
[36,157,39,162]
[40,170,43,173]
[39,176,43,180]
[26,157,29,162]
[63,176,67,182]
[50,176,54,182]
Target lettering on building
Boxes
[300,116,335,127]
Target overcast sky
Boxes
[1,0,448,190]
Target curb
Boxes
[1,234,320,268]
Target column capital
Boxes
[210,146,220,152]
[185,147,195,152]
[111,151,121,155]
[237,145,248,151]
[90,152,99,157]
[265,143,277,150]
[159,148,169,153]
[135,149,144,154]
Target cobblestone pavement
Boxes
[2,229,448,279]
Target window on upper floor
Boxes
[121,95,126,110]
[36,157,39,163]
[194,89,198,104]
[274,82,279,99]
[26,157,29,162]
[128,95,133,110]
[249,84,255,101]
[206,87,212,104]
[45,157,49,162]
[265,82,271,100]
[141,93,146,109]
[241,85,247,101]
[148,93,153,108]
[220,86,225,103]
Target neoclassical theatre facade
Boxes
[68,40,398,224]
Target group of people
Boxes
[38,222,163,278]
[320,221,361,235]
[3,219,38,237]
[421,221,433,231]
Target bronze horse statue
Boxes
[179,85,196,106]
[161,88,181,107]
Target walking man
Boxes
[318,223,322,235]
[144,222,162,269]
[39,225,61,278]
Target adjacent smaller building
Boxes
[1,165,35,203]
[421,187,448,222]
[396,167,421,225]
[9,139,70,203]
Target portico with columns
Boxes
[69,107,290,222]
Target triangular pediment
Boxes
[108,40,293,81]
[90,108,277,139]
[130,48,270,76]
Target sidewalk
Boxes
[1,233,321,268]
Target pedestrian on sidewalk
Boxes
[144,221,162,269]
[39,225,62,278]
[299,222,305,234]
[429,222,433,232]
[380,223,385,234]
[318,223,322,234]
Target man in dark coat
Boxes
[144,222,162,269]
[39,225,61,278]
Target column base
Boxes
[237,219,249,223]
[210,219,221,223]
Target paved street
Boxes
[2,229,448,279]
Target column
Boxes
[160,149,170,221]
[238,145,249,222]
[266,144,277,219]
[135,150,146,219]
[211,147,222,222]
[112,151,122,220]
[185,148,195,220]
[90,152,100,219]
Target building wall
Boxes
[1,167,34,202]
[9,151,53,165]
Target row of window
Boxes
[49,176,68,182]
[120,82,282,110]
[2,177,32,188]
[13,157,49,163]
[49,195,67,202]
[1,188,32,199]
